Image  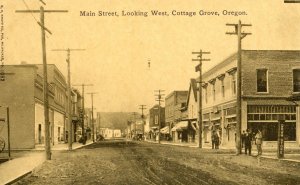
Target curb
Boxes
[259,155,300,164]
[1,142,95,184]
[5,171,32,185]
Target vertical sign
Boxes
[277,120,285,159]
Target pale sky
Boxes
[2,0,300,112]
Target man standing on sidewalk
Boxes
[255,129,263,156]
[244,129,252,155]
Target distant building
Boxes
[149,105,165,140]
[180,79,198,143]
[165,91,188,142]
[72,88,83,142]
[100,128,122,138]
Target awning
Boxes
[160,126,170,134]
[171,121,188,131]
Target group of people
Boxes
[241,129,263,156]
[210,128,263,156]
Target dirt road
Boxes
[14,140,300,185]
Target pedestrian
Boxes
[241,130,246,149]
[244,129,252,155]
[211,130,220,149]
[214,130,220,149]
[255,129,263,156]
[211,130,216,149]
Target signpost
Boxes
[277,119,285,159]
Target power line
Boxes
[192,50,210,149]
[86,92,98,142]
[139,105,147,139]
[73,84,93,142]
[15,6,68,160]
[154,90,164,144]
[52,48,85,150]
[226,20,252,155]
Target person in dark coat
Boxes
[244,129,252,155]
[211,130,220,149]
[241,130,246,149]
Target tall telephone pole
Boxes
[192,50,210,148]
[132,112,138,139]
[155,90,164,144]
[73,84,93,143]
[86,92,98,142]
[226,20,252,154]
[16,6,67,160]
[52,48,85,150]
[139,105,147,139]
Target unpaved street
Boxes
[14,140,300,185]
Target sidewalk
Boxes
[34,140,93,151]
[144,139,300,163]
[0,141,94,185]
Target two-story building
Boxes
[0,64,68,149]
[183,79,198,143]
[200,50,300,148]
[149,105,165,140]
[165,91,188,142]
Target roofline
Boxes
[202,49,300,79]
[36,64,66,81]
[165,90,188,99]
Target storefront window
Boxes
[248,105,296,141]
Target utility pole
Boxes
[192,50,210,148]
[73,84,93,143]
[226,20,252,155]
[52,48,85,150]
[97,112,101,137]
[139,105,147,140]
[132,112,138,139]
[16,6,67,160]
[155,90,164,144]
[87,92,98,142]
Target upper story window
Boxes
[212,83,216,101]
[257,69,268,93]
[293,69,300,92]
[205,88,208,104]
[155,115,158,125]
[209,79,216,102]
[221,80,225,98]
[217,74,225,99]
[232,75,236,95]
[202,83,208,104]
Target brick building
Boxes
[0,64,69,149]
[200,50,300,148]
[148,105,165,140]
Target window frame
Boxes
[256,68,269,93]
[293,68,300,92]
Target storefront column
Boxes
[241,101,248,131]
[221,107,225,146]
[297,106,300,146]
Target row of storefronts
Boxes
[162,50,300,148]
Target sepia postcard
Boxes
[0,0,300,184]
